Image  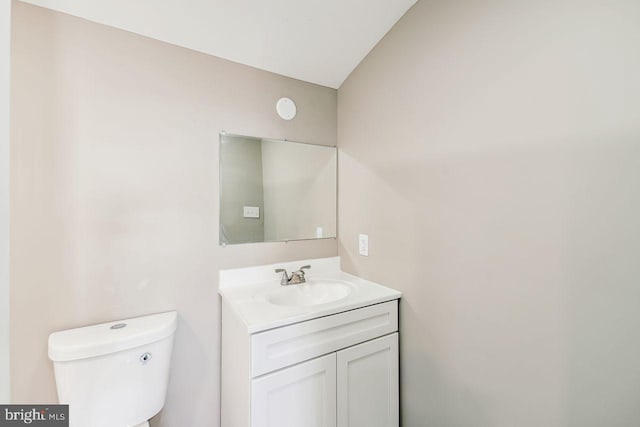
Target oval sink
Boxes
[266,279,353,307]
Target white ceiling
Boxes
[19,0,416,88]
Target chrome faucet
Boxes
[275,265,311,286]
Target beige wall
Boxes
[10,2,336,425]
[220,136,265,244]
[262,140,336,241]
[338,1,640,426]
[0,0,10,403]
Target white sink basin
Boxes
[220,257,402,332]
[265,279,353,307]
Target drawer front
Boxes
[251,300,398,377]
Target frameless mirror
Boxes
[219,133,337,245]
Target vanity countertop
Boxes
[219,256,401,333]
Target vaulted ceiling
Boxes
[19,0,417,88]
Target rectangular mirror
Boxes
[219,133,337,245]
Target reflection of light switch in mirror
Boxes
[243,206,260,219]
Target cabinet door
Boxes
[252,353,337,427]
[337,333,399,427]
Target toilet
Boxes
[48,311,178,427]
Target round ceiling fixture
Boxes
[276,97,297,120]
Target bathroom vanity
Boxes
[219,257,401,427]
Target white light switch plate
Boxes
[358,234,369,256]
[243,206,260,218]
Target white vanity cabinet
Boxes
[221,300,400,427]
[252,353,337,427]
[337,333,399,427]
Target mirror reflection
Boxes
[219,133,337,245]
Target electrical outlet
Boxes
[358,234,369,256]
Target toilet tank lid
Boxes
[48,311,178,362]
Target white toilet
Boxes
[48,311,178,427]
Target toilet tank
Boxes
[48,311,178,427]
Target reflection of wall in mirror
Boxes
[220,137,264,244]
[261,140,336,241]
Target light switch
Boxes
[358,234,369,256]
[243,206,260,218]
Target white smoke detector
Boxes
[276,97,297,120]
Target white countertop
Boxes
[219,256,402,333]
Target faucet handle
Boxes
[275,269,290,286]
[295,265,311,283]
[297,265,311,278]
[275,268,290,278]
